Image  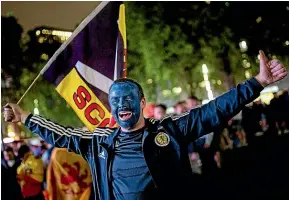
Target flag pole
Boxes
[17,73,41,105]
[16,1,110,105]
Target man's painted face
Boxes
[109,82,141,129]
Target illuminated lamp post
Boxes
[202,64,214,100]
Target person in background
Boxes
[7,140,21,157]
[30,138,43,158]
[186,95,220,196]
[1,147,23,200]
[17,145,44,200]
[143,103,155,118]
[41,143,54,191]
[174,101,186,115]
[3,146,19,168]
[185,96,201,111]
[154,104,167,120]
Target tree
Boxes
[126,2,195,103]
[1,16,24,104]
[126,2,251,103]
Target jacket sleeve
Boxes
[174,77,264,142]
[25,114,94,155]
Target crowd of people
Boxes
[1,139,53,200]
[145,89,289,199]
[1,89,289,200]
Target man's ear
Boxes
[140,97,146,109]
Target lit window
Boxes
[256,17,262,23]
[38,37,44,43]
[40,53,49,61]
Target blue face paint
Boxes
[109,82,141,129]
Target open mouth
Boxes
[118,111,132,121]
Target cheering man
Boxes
[4,51,287,200]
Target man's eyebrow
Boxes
[109,94,131,98]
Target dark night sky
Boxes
[1,1,101,33]
[1,1,288,56]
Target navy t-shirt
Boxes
[111,128,158,200]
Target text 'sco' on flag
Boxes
[40,2,126,131]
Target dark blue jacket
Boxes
[25,78,263,200]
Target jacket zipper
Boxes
[142,131,158,188]
[102,147,112,200]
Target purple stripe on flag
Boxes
[43,2,123,87]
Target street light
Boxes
[202,64,209,74]
[202,64,214,100]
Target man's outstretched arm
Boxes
[3,103,111,154]
[173,50,287,141]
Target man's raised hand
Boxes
[255,50,288,87]
[3,103,31,123]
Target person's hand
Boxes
[3,103,31,123]
[255,50,287,87]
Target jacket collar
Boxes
[103,118,159,148]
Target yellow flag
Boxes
[46,148,92,200]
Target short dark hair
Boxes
[174,101,185,108]
[155,104,167,111]
[188,96,199,101]
[109,78,144,99]
[4,146,13,153]
[18,145,30,159]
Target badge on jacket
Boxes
[155,132,170,147]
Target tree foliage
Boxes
[126,2,196,104]
[125,2,278,103]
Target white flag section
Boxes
[75,61,113,94]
